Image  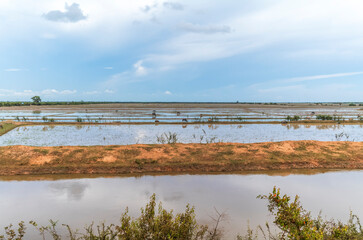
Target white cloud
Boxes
[104,89,115,94]
[133,60,147,76]
[104,67,113,70]
[42,89,59,94]
[179,22,231,34]
[84,91,99,95]
[282,72,363,83]
[163,2,184,11]
[4,68,23,72]
[164,90,172,95]
[43,3,87,23]
[60,90,77,94]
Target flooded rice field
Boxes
[0,124,361,146]
[0,105,361,123]
[1,171,362,239]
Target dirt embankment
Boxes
[0,141,362,176]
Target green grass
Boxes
[0,123,17,136]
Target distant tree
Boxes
[31,96,41,105]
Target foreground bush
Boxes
[1,188,362,239]
[241,187,363,239]
[0,194,220,240]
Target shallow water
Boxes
[0,106,360,123]
[0,124,361,146]
[0,171,362,238]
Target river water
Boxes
[1,171,362,239]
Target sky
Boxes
[0,0,363,102]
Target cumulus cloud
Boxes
[163,2,184,11]
[164,90,172,95]
[133,60,147,76]
[179,22,231,34]
[43,3,87,23]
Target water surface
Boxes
[0,171,362,238]
[0,124,361,146]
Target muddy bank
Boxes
[0,141,361,176]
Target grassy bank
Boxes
[0,141,361,176]
[0,122,18,136]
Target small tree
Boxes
[31,96,41,105]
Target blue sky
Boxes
[0,0,362,102]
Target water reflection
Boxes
[49,182,89,201]
[0,172,363,239]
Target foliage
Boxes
[286,115,300,122]
[31,96,42,105]
[256,187,363,239]
[0,194,218,240]
[315,115,333,120]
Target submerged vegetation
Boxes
[156,132,179,144]
[1,188,362,239]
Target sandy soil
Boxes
[0,141,361,176]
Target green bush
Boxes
[253,187,363,239]
[316,115,333,120]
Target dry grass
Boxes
[0,141,361,176]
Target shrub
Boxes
[286,115,300,121]
[255,187,363,239]
[316,115,333,120]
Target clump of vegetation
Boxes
[156,132,179,144]
[0,194,219,240]
[316,114,333,120]
[31,96,42,105]
[76,117,83,123]
[286,115,300,121]
[245,187,363,239]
